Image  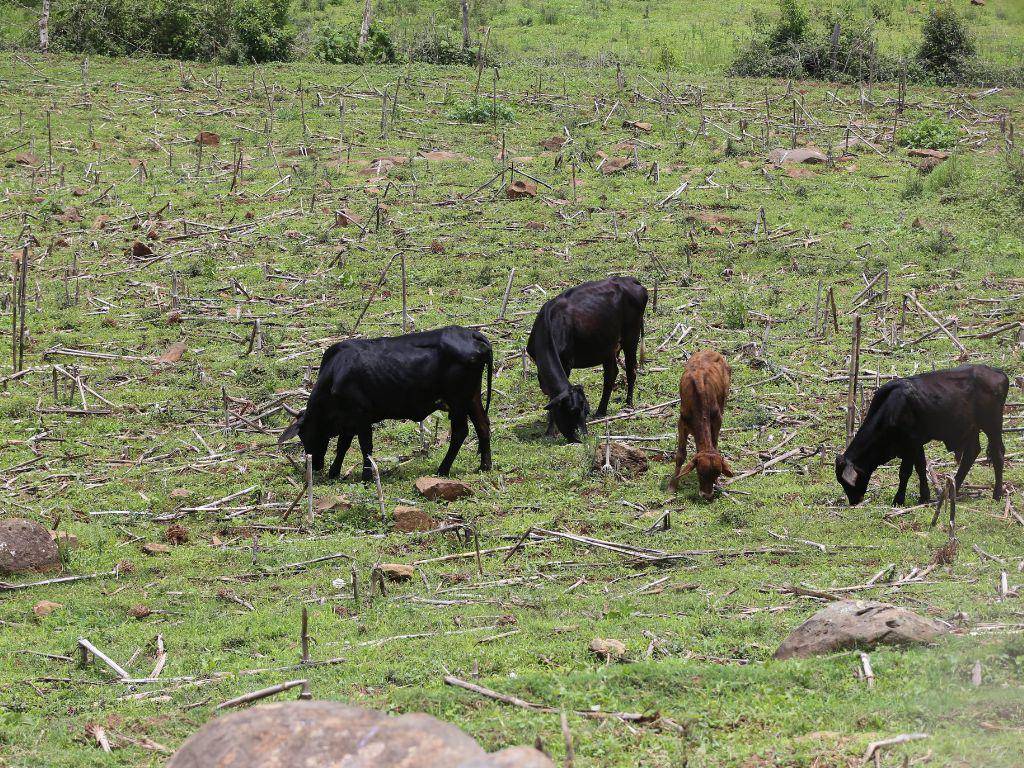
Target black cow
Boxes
[526,277,648,442]
[279,327,492,480]
[837,364,1008,506]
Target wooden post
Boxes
[460,0,470,49]
[845,315,862,445]
[39,0,50,52]
[357,0,373,51]
[300,606,309,664]
[498,267,515,321]
[366,455,385,525]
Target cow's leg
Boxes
[357,429,374,482]
[710,410,723,449]
[914,446,930,503]
[983,423,1005,500]
[893,454,914,507]
[468,394,491,471]
[594,361,617,418]
[668,422,689,492]
[438,410,469,476]
[328,431,354,479]
[623,340,639,408]
[953,432,981,496]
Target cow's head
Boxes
[546,385,590,443]
[679,450,733,500]
[835,454,868,505]
[279,410,331,471]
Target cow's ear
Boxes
[841,463,859,486]
[544,392,568,411]
[721,458,735,477]
[680,458,696,476]
[278,412,304,444]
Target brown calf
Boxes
[668,350,733,500]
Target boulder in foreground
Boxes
[167,700,554,768]
[0,519,61,574]
[774,600,948,659]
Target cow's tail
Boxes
[484,344,493,413]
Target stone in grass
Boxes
[142,542,171,556]
[589,638,627,661]
[380,563,415,582]
[415,476,472,502]
[394,506,435,533]
[774,600,948,660]
[168,700,555,768]
[592,441,649,476]
[507,179,538,200]
[767,147,828,165]
[0,519,61,575]
[33,600,63,618]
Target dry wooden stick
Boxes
[215,678,308,710]
[78,637,130,680]
[444,676,649,722]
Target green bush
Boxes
[51,0,293,62]
[917,7,976,83]
[896,117,958,150]
[729,0,889,83]
[407,28,477,65]
[313,22,396,64]
[450,98,514,124]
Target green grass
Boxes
[0,50,1023,768]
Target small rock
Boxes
[767,147,828,165]
[380,563,415,582]
[592,441,649,476]
[907,148,950,159]
[315,495,353,512]
[33,600,63,618]
[195,131,220,146]
[589,638,627,661]
[131,241,154,258]
[507,179,537,199]
[142,542,171,556]
[129,604,153,619]
[622,120,652,133]
[601,157,632,174]
[334,209,362,227]
[415,477,472,502]
[394,506,435,533]
[917,156,944,174]
[539,135,566,151]
[155,342,187,365]
[0,518,61,574]
[15,151,39,166]
[774,599,948,659]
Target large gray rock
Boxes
[0,518,61,574]
[168,701,554,768]
[775,600,948,660]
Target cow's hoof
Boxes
[892,495,906,507]
[479,462,492,472]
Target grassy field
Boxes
[1,46,1023,768]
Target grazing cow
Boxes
[837,364,1008,506]
[526,277,648,442]
[668,350,733,500]
[279,327,492,480]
